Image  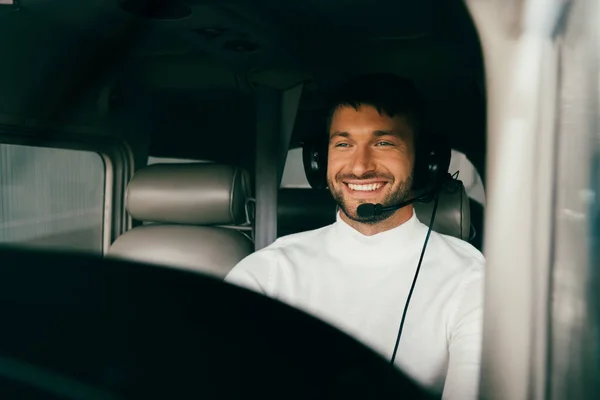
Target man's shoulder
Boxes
[224,224,333,293]
[269,224,333,249]
[425,229,485,284]
[232,224,333,267]
[430,229,485,265]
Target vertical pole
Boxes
[254,83,303,251]
[278,83,304,186]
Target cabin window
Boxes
[0,143,105,253]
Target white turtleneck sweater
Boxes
[225,210,485,399]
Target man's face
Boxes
[326,105,415,224]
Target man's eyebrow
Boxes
[373,130,404,138]
[330,131,350,139]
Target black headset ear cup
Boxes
[302,137,329,190]
[411,135,451,192]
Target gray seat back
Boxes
[108,163,253,278]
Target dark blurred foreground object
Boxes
[0,246,435,399]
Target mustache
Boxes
[335,172,394,182]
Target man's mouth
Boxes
[345,182,385,192]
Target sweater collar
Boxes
[327,209,426,264]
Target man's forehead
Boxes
[332,104,394,119]
[330,129,407,139]
[329,116,413,141]
[331,105,410,127]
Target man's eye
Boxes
[334,142,350,148]
[376,141,393,146]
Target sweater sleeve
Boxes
[442,263,485,400]
[224,249,278,297]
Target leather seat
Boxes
[108,163,253,278]
[278,179,471,241]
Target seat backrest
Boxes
[278,179,471,240]
[108,163,253,278]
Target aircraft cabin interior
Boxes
[0,0,598,399]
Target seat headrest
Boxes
[278,180,471,241]
[414,179,471,240]
[126,163,251,225]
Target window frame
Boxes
[0,123,133,254]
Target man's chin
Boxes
[330,189,393,222]
[340,204,393,225]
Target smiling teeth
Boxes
[348,183,383,191]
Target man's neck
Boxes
[340,206,414,236]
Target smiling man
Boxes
[327,103,415,235]
[225,73,485,399]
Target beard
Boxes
[327,172,413,225]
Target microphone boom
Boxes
[356,193,433,219]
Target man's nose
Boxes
[350,146,376,177]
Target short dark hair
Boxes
[325,73,426,140]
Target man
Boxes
[225,73,485,399]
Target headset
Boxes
[302,130,452,196]
[302,130,453,365]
